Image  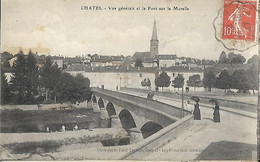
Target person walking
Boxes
[193,99,201,120]
[213,102,221,122]
[147,91,154,100]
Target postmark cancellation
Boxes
[214,0,259,51]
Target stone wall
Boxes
[92,88,190,127]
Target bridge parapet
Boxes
[92,87,190,118]
[91,87,191,127]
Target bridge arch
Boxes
[140,121,163,139]
[92,95,97,103]
[106,102,116,117]
[119,109,136,130]
[98,98,105,108]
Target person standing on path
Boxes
[193,99,201,120]
[213,102,221,122]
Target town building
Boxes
[52,59,63,69]
[90,55,124,67]
[155,55,177,67]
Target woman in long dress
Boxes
[213,102,220,122]
[193,100,201,120]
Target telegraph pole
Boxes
[181,85,184,118]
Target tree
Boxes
[2,61,10,68]
[74,74,92,102]
[247,55,259,64]
[24,50,39,103]
[203,70,216,92]
[246,62,258,94]
[230,69,249,93]
[230,54,246,64]
[172,73,184,91]
[10,50,40,104]
[186,74,202,91]
[215,70,231,92]
[40,56,62,102]
[2,60,12,72]
[227,52,246,65]
[227,52,236,64]
[238,54,246,64]
[55,73,74,103]
[10,50,27,104]
[1,51,13,64]
[135,59,143,67]
[218,51,229,64]
[155,71,171,91]
[141,78,151,89]
[55,73,91,104]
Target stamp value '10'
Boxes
[222,0,257,42]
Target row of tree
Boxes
[154,72,203,91]
[203,65,258,93]
[145,65,258,93]
[1,50,92,105]
[218,52,259,65]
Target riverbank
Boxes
[0,108,103,133]
[0,128,129,160]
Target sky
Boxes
[1,0,258,60]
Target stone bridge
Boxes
[90,87,190,141]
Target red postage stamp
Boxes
[222,0,257,41]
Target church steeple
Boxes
[151,20,158,40]
[150,20,159,58]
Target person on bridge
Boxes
[147,91,154,100]
[193,99,201,120]
[213,102,220,122]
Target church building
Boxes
[132,20,159,67]
[132,20,177,68]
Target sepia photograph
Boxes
[0,0,259,161]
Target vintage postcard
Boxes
[0,0,259,161]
